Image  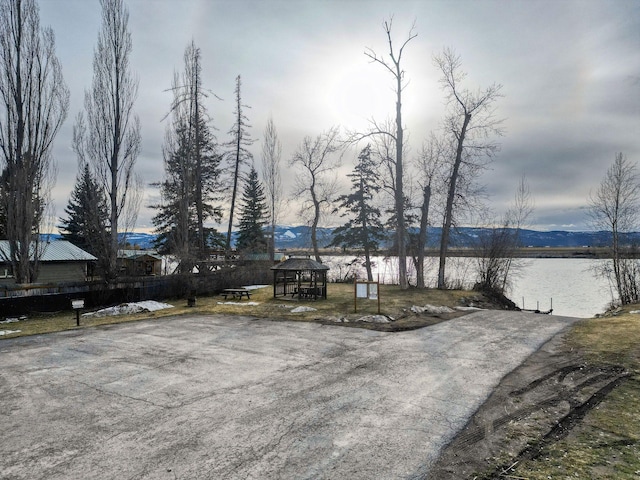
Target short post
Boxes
[71,299,85,326]
[187,289,197,307]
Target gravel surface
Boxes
[0,311,579,479]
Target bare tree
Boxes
[73,0,140,281]
[475,175,534,295]
[0,0,69,283]
[290,126,341,262]
[360,18,417,290]
[225,74,254,254]
[261,115,283,261]
[434,47,504,289]
[413,134,447,288]
[589,153,640,305]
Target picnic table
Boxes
[220,288,252,300]
[293,286,324,299]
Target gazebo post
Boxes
[273,271,277,298]
[313,271,318,300]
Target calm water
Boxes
[323,256,613,319]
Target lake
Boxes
[323,256,613,319]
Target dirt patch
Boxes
[428,329,630,479]
[317,309,471,332]
[312,290,517,333]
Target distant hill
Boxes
[272,226,639,250]
[45,227,640,251]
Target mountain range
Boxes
[47,227,640,251]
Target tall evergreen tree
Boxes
[235,166,268,253]
[151,41,224,272]
[330,145,385,281]
[59,163,110,272]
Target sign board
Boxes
[71,299,85,309]
[354,279,380,313]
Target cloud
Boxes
[35,0,640,233]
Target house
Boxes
[0,240,97,285]
[117,249,163,276]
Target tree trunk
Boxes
[310,180,321,263]
[226,141,241,255]
[395,66,407,289]
[416,184,431,289]
[438,112,471,289]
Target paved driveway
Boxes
[0,311,579,479]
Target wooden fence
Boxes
[0,262,273,316]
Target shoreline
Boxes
[283,246,621,259]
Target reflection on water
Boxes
[322,255,613,319]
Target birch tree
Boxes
[0,0,69,283]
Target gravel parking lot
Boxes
[0,311,579,479]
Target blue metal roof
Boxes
[0,240,97,262]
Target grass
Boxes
[0,283,481,339]
[512,305,640,479]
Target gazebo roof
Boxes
[271,257,329,271]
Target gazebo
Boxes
[271,257,329,300]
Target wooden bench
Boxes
[220,288,252,300]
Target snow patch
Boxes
[241,285,269,290]
[355,315,391,323]
[217,301,260,306]
[410,305,455,314]
[0,329,21,336]
[83,301,174,317]
[290,306,317,313]
[283,230,297,239]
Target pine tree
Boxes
[235,166,268,253]
[330,145,386,280]
[59,163,110,268]
[151,42,224,271]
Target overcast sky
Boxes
[37,0,639,233]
